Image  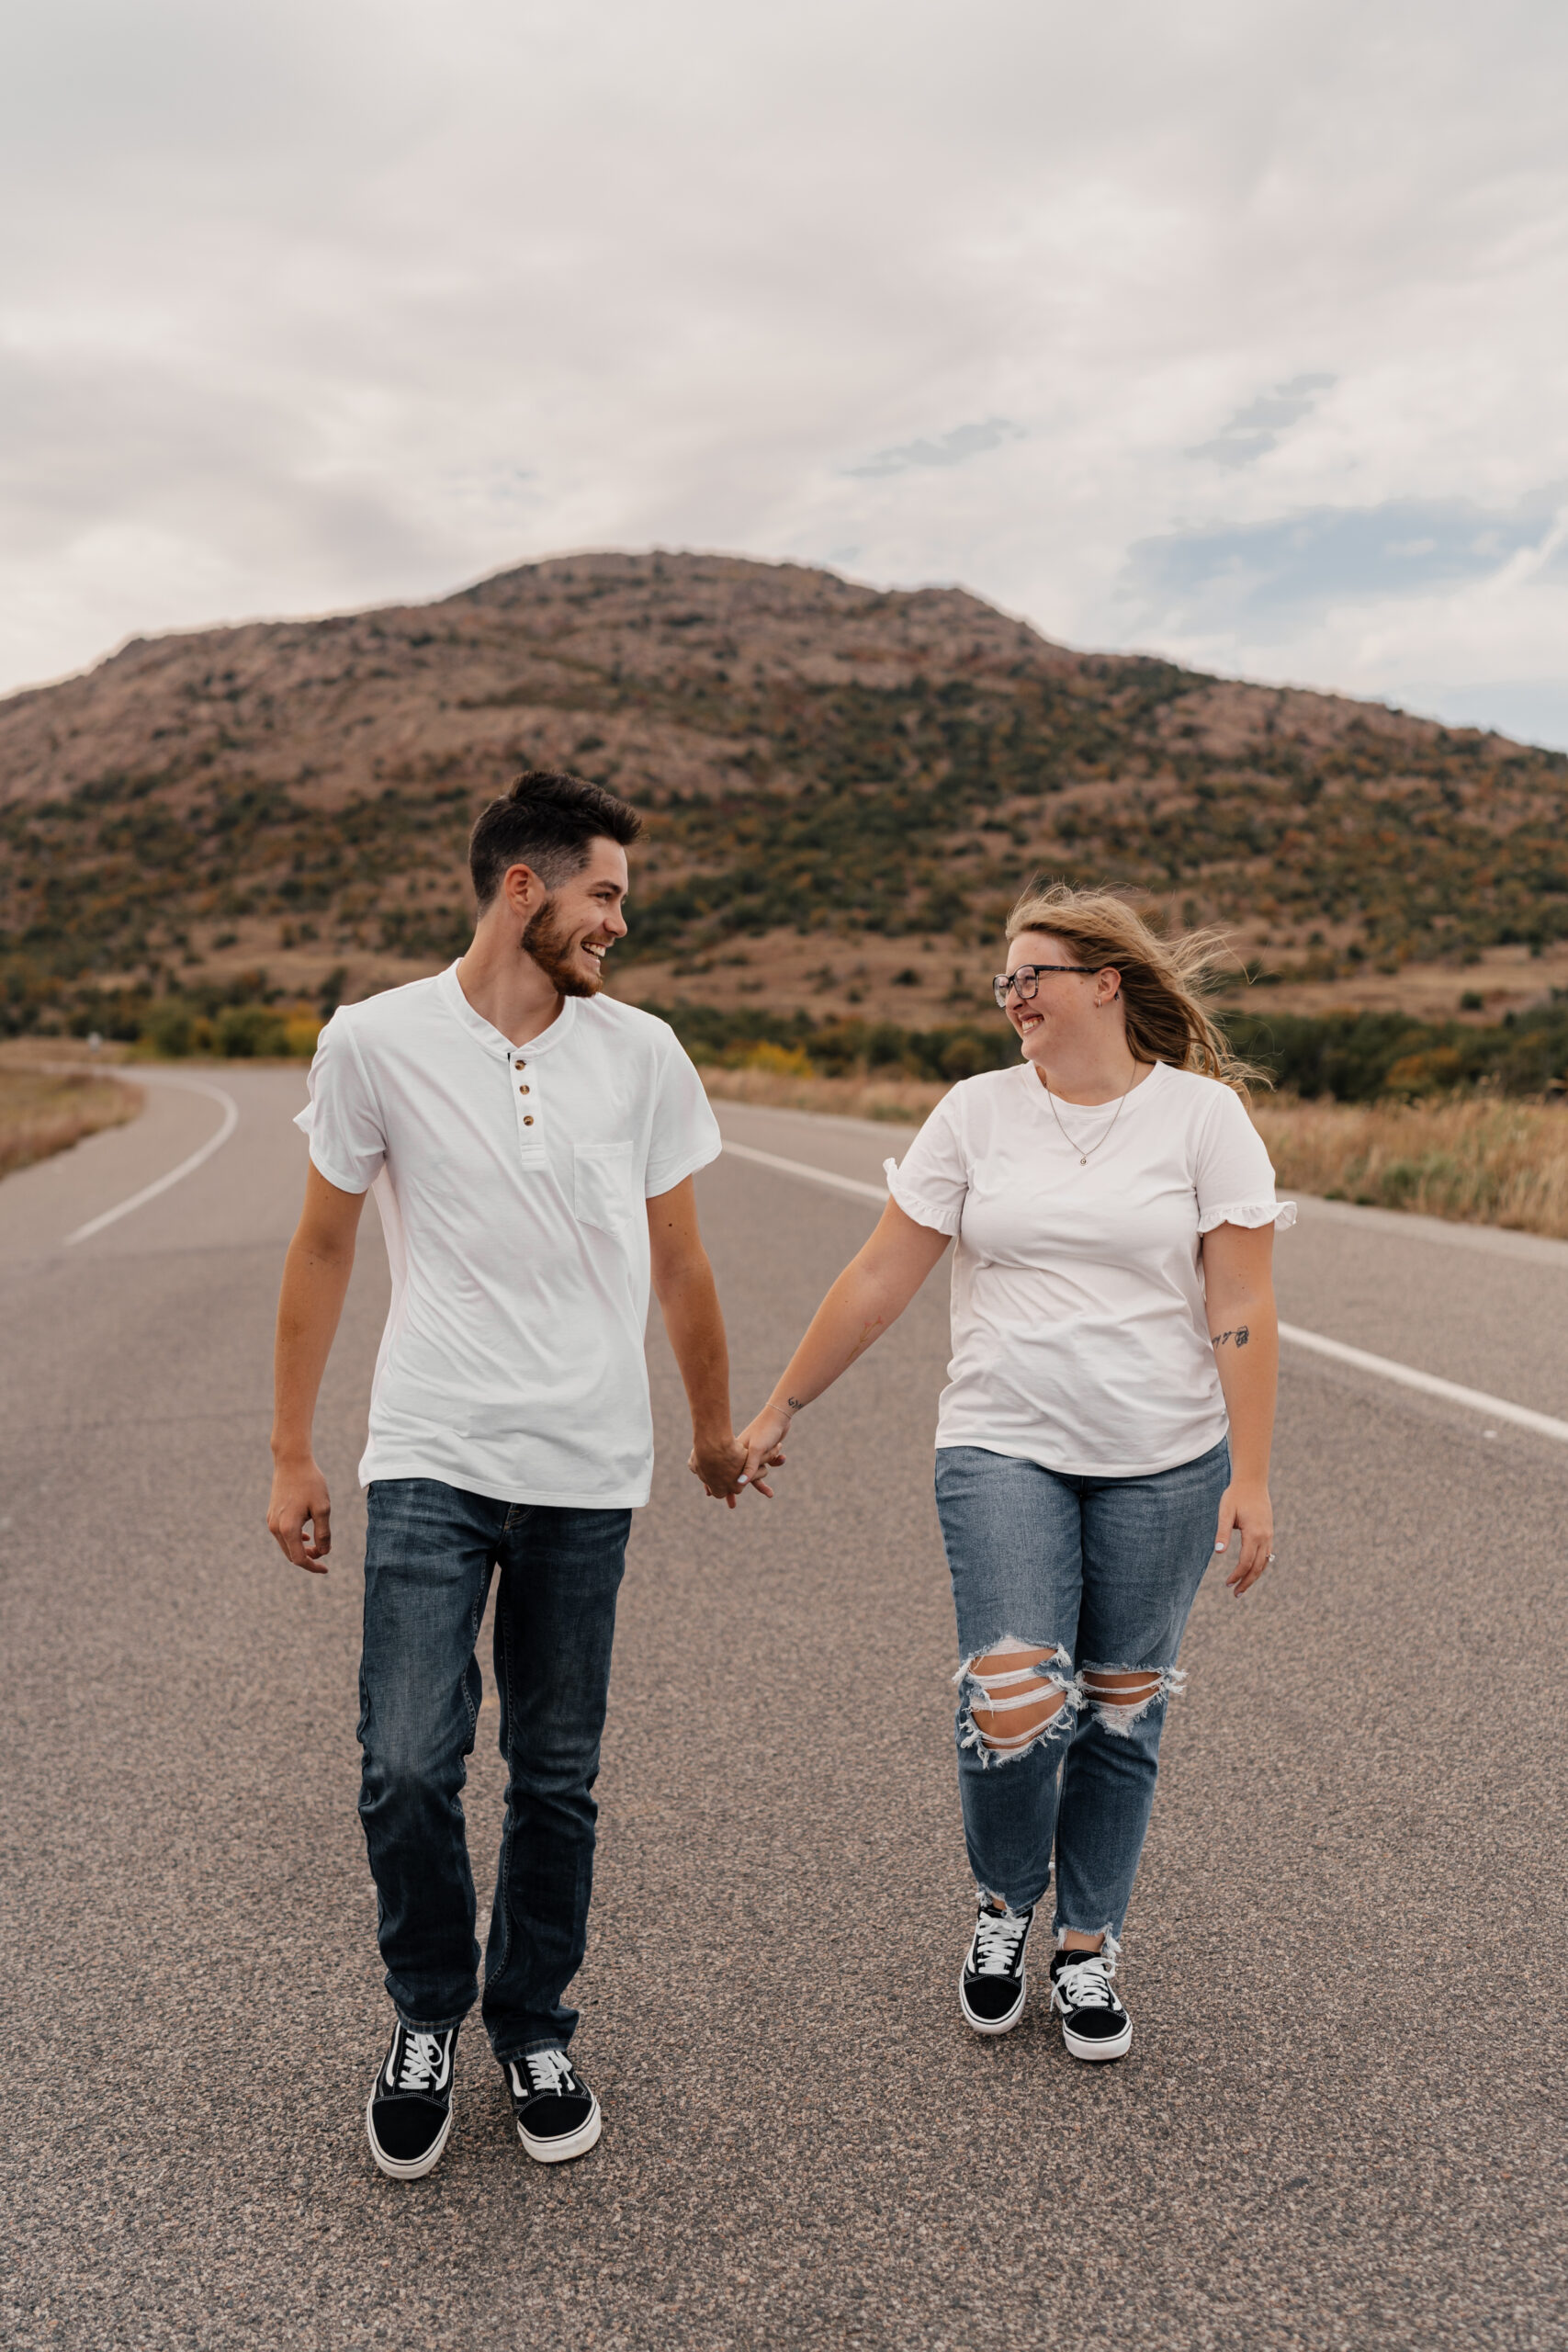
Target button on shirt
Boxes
[296,964,722,1507]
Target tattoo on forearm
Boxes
[785,1396,806,1413]
[1211,1325,1250,1350]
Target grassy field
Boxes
[702,1063,1568,1239]
[0,1069,143,1181]
[702,1059,949,1125]
[1252,1095,1568,1238]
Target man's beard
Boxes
[523,896,602,998]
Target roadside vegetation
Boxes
[1252,1096,1568,1238]
[703,1060,948,1125]
[0,1069,143,1181]
[25,970,1567,1107]
[657,997,1568,1098]
[22,965,333,1059]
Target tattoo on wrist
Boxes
[1211,1325,1250,1350]
[785,1396,806,1414]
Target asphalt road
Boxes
[3,1074,1565,2351]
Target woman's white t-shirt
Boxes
[885,1060,1295,1479]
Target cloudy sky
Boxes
[5,0,1567,744]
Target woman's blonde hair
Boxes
[1005,881,1264,1092]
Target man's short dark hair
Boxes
[468,769,642,908]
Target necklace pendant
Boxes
[1080,1155,1087,1165]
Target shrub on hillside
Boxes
[642,1001,1015,1084]
[1224,1002,1568,1100]
[216,1005,290,1057]
[738,1042,815,1077]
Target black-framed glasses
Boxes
[992,964,1099,1010]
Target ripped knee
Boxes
[955,1637,1079,1765]
[1080,1664,1183,1737]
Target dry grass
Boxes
[700,1062,947,1125]
[1253,1094,1568,1238]
[0,1069,143,1181]
[703,1060,1568,1240]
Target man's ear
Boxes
[500,862,544,919]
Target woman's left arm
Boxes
[1201,1220,1280,1596]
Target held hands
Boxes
[1213,1477,1274,1597]
[267,1453,333,1573]
[739,1401,792,1489]
[688,1429,771,1510]
[688,1407,789,1509]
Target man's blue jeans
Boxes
[935,1440,1229,1946]
[359,1478,629,2060]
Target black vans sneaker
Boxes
[366,2022,457,2179]
[959,1901,1034,2035]
[1049,1947,1132,2061]
[504,2047,602,2164]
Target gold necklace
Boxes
[1039,1066,1137,1164]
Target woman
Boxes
[736,885,1293,2060]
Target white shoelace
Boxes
[1055,1954,1119,2009]
[525,2048,577,2096]
[971,1908,1030,1977]
[395,2030,445,2091]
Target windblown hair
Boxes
[468,769,642,908]
[1005,882,1264,1092]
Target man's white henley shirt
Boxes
[296,963,722,1508]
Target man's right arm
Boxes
[267,1163,367,1574]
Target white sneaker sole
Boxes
[959,1965,1027,2036]
[1058,2013,1133,2062]
[366,2095,454,2180]
[517,2092,602,2164]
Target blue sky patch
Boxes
[1188,373,1336,468]
[848,417,1023,478]
[1122,492,1563,633]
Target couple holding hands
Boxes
[268,769,1291,2183]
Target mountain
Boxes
[3,549,1566,1039]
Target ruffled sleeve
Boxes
[1197,1196,1298,1236]
[1194,1087,1294,1238]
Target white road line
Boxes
[720,1137,887,1203]
[720,1136,1568,1446]
[1275,1325,1568,1443]
[65,1074,241,1245]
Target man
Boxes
[267,769,752,2181]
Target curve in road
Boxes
[65,1071,240,1245]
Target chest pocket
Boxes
[572,1140,639,1237]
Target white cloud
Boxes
[2,0,1566,745]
